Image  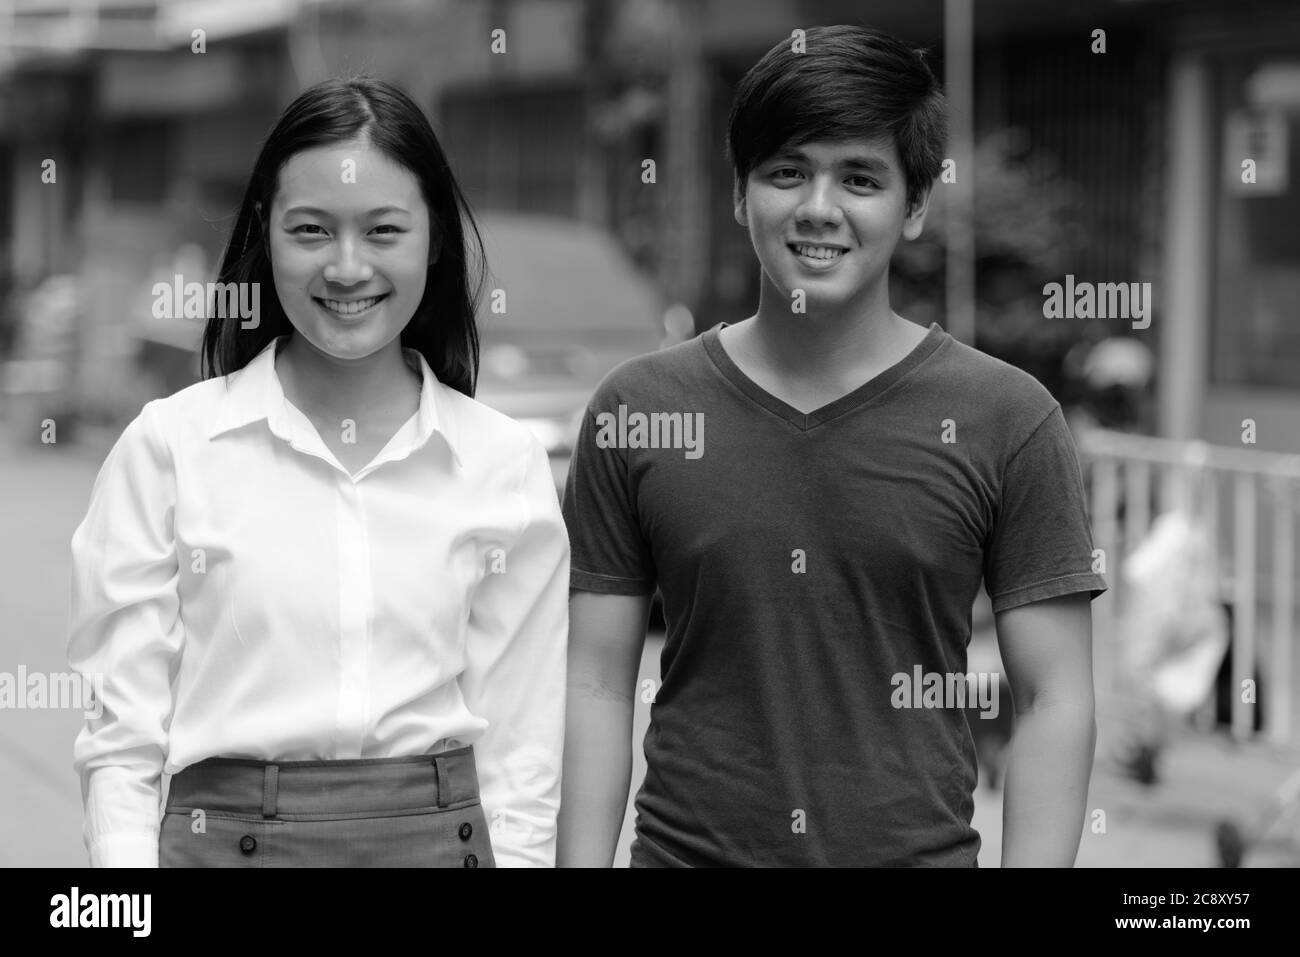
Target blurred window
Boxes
[439,82,581,217]
[104,119,170,204]
[1211,59,1300,389]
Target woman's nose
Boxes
[322,237,374,286]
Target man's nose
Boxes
[795,176,844,228]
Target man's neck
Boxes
[739,272,908,379]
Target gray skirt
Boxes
[159,747,496,867]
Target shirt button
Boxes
[463,854,478,868]
[239,835,257,855]
[458,822,473,841]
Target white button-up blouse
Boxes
[68,336,569,867]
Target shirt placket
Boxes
[334,478,372,756]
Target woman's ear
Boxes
[428,225,442,266]
[254,201,270,251]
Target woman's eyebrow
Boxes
[282,205,412,217]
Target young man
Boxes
[558,25,1106,867]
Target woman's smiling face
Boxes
[267,135,432,361]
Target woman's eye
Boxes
[289,223,403,238]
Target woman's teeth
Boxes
[792,244,845,261]
[319,295,384,315]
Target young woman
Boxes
[68,77,569,868]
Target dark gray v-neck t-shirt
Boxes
[562,321,1107,867]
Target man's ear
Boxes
[732,176,748,228]
[901,184,934,241]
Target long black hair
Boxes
[202,76,484,396]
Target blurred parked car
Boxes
[472,211,669,499]
[0,274,80,441]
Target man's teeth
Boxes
[794,245,845,260]
[320,296,383,315]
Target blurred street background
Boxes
[2,0,1300,867]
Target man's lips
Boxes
[788,242,848,265]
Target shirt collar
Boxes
[204,335,463,468]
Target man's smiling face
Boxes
[735,136,929,316]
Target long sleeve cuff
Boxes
[88,832,159,868]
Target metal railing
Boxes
[1077,427,1300,745]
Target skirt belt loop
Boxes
[433,755,450,809]
[262,764,279,819]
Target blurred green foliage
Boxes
[892,128,1092,399]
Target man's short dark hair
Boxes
[726,24,948,211]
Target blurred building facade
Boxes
[0,0,1297,451]
[1,0,1299,741]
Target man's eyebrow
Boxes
[770,147,811,164]
[767,149,893,173]
[282,205,411,217]
[842,155,893,174]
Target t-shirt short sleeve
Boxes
[562,375,657,595]
[983,405,1108,614]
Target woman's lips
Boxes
[314,293,389,317]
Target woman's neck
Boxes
[274,334,420,421]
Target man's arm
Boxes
[556,590,651,867]
[994,591,1096,867]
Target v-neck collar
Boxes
[701,321,947,431]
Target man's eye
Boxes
[772,167,802,180]
[847,176,880,189]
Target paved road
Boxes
[2,432,1296,867]
[0,431,662,868]
[0,433,106,866]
